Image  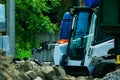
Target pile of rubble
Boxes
[0,49,119,80]
[102,69,120,80]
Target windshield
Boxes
[70,12,90,49]
[73,12,90,38]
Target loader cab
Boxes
[67,7,93,60]
[67,7,113,60]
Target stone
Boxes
[0,49,6,56]
[26,71,38,80]
[60,75,76,80]
[53,65,66,76]
[77,76,93,80]
[19,73,31,80]
[34,77,43,80]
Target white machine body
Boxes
[53,12,116,76]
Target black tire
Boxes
[92,62,116,78]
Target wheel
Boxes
[92,62,116,78]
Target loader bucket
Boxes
[63,66,90,77]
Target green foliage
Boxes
[15,0,61,59]
[15,42,32,60]
[16,0,60,33]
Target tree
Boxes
[15,0,61,59]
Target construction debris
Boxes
[0,49,120,80]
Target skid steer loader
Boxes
[53,6,116,78]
